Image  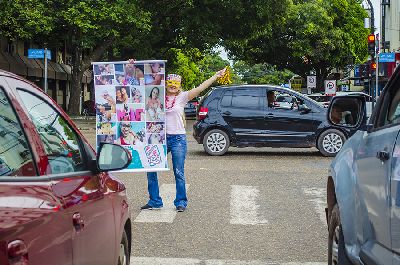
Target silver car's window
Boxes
[0,88,36,176]
[17,90,87,174]
[387,88,400,125]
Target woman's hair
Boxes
[149,87,160,99]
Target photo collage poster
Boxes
[93,60,168,172]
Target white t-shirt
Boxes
[165,91,189,134]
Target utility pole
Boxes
[366,0,375,33]
[44,47,48,94]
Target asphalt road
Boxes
[76,117,332,265]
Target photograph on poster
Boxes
[146,122,165,134]
[116,104,134,121]
[144,62,165,74]
[95,86,116,122]
[124,63,145,85]
[144,145,167,168]
[116,103,144,122]
[144,62,165,85]
[146,133,165,144]
[124,145,167,170]
[131,104,145,121]
[97,122,117,135]
[114,122,145,146]
[131,86,144,103]
[97,134,116,150]
[145,86,165,121]
[94,64,114,75]
[95,75,114,85]
[115,86,130,104]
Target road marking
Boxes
[130,257,201,264]
[283,263,325,265]
[206,260,275,264]
[303,187,327,224]
[130,257,325,265]
[230,185,268,225]
[134,184,189,223]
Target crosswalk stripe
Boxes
[230,185,268,225]
[134,184,189,223]
[303,187,327,224]
[130,257,325,265]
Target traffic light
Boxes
[370,60,377,76]
[360,63,370,78]
[368,34,376,57]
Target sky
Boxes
[366,0,381,33]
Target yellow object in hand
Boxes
[217,66,232,85]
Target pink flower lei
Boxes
[165,95,177,110]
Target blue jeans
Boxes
[146,134,188,208]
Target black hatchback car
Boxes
[193,85,361,156]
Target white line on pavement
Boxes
[134,184,189,223]
[130,257,325,265]
[130,257,201,265]
[303,187,327,224]
[230,185,268,225]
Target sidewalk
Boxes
[70,115,96,131]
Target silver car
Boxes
[326,66,400,264]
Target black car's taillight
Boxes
[198,107,208,120]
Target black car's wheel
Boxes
[203,129,230,156]
[328,204,352,265]
[317,129,346,157]
[117,230,130,265]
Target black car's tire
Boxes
[317,129,346,157]
[117,230,130,265]
[203,129,230,156]
[328,204,352,265]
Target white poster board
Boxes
[92,60,168,172]
[324,80,336,96]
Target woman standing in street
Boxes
[141,69,226,212]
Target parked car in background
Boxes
[306,93,332,108]
[184,98,199,118]
[326,65,400,264]
[193,85,362,156]
[0,70,132,265]
[82,99,96,116]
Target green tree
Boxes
[234,61,294,85]
[0,0,150,115]
[163,48,234,94]
[224,0,369,91]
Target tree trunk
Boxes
[68,45,84,115]
[316,68,329,93]
[67,37,116,115]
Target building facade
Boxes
[0,37,93,112]
[382,0,400,53]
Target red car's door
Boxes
[13,80,117,265]
[0,80,73,265]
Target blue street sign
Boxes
[379,53,395,63]
[28,49,51,60]
[354,65,360,77]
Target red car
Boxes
[0,70,132,265]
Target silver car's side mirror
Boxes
[328,96,366,128]
[97,143,132,171]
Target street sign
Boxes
[354,65,360,77]
[379,53,395,63]
[324,80,336,96]
[28,49,51,60]
[307,76,316,88]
